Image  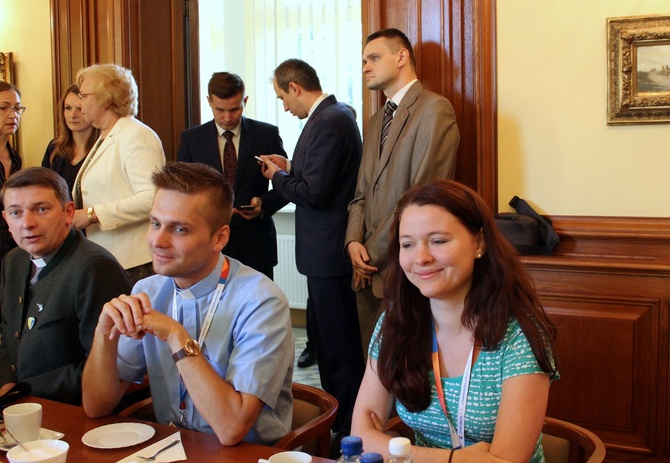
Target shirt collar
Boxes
[30,247,60,268]
[215,121,241,138]
[388,79,418,108]
[308,93,329,119]
[172,254,228,300]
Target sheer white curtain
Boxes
[199,0,363,156]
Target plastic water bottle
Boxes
[388,437,414,462]
[360,452,384,463]
[337,436,364,462]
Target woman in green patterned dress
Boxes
[352,179,559,463]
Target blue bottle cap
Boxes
[341,436,363,456]
[361,452,384,463]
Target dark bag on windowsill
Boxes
[494,196,559,256]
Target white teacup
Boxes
[259,451,313,463]
[6,439,68,463]
[3,403,43,443]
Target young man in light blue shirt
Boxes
[82,162,294,446]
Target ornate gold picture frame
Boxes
[0,52,13,84]
[607,15,670,125]
[0,52,18,150]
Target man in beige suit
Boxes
[345,28,460,351]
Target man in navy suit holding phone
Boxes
[260,59,365,442]
[177,72,287,279]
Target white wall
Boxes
[498,0,670,217]
[0,0,54,167]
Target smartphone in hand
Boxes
[238,205,256,210]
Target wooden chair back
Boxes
[542,417,606,463]
[274,383,338,458]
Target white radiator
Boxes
[275,234,308,309]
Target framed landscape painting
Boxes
[607,15,670,125]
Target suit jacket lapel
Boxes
[16,254,31,332]
[375,82,423,180]
[294,95,336,159]
[235,117,255,188]
[83,116,129,171]
[202,120,224,173]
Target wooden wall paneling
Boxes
[662,294,670,458]
[472,0,497,207]
[547,215,670,264]
[129,0,181,160]
[51,0,193,161]
[50,0,126,121]
[539,290,658,453]
[50,0,88,128]
[522,216,670,458]
[183,0,200,129]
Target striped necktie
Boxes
[380,100,398,155]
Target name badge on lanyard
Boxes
[431,321,474,450]
[171,258,230,428]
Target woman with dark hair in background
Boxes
[0,81,23,262]
[352,179,559,462]
[42,84,99,195]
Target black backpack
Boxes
[495,196,559,255]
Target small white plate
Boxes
[82,422,155,449]
[0,426,65,451]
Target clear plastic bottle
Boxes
[388,437,414,462]
[337,436,364,462]
[360,452,384,463]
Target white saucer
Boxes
[0,427,65,451]
[82,422,155,449]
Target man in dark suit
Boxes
[260,59,365,440]
[177,72,287,279]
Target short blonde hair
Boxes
[76,64,138,117]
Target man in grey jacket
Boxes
[0,167,130,404]
[346,29,460,352]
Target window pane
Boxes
[199,0,363,156]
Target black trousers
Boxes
[306,274,365,434]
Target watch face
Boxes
[184,339,201,356]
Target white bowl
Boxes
[6,439,69,463]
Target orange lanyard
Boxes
[431,321,473,449]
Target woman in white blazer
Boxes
[72,64,165,282]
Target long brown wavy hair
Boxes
[49,84,99,163]
[375,179,558,412]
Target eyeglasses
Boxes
[78,93,95,99]
[0,105,26,115]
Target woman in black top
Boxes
[0,81,23,262]
[42,84,99,195]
